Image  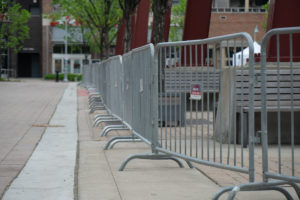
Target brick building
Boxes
[210,0,267,42]
[9,0,42,77]
[6,0,268,77]
[8,0,90,78]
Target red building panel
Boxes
[182,0,212,66]
[267,0,300,62]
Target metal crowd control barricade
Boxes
[215,28,300,199]
[116,44,188,170]
[92,56,130,135]
[119,34,258,184]
[154,33,274,199]
[81,65,90,87]
[252,27,300,199]
[103,51,142,149]
[88,63,105,114]
[82,30,300,199]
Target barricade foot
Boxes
[104,136,142,150]
[101,125,130,137]
[226,186,293,200]
[89,106,105,114]
[93,113,111,120]
[212,186,234,200]
[119,153,185,171]
[101,124,124,136]
[288,182,300,199]
[213,181,296,200]
[185,160,194,169]
[93,117,120,127]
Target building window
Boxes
[73,60,81,74]
[55,59,62,72]
[53,44,90,54]
[29,0,40,15]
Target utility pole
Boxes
[64,18,68,82]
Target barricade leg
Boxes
[214,181,296,200]
[289,182,300,198]
[119,153,186,171]
[104,136,142,150]
[94,118,121,127]
[100,125,129,136]
[89,106,105,114]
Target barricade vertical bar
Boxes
[179,46,182,154]
[261,31,268,183]
[164,47,168,149]
[189,45,193,157]
[201,44,204,160]
[184,45,187,156]
[227,40,232,165]
[213,44,217,163]
[169,46,172,151]
[289,33,295,176]
[233,39,237,166]
[159,48,163,146]
[206,44,210,161]
[219,41,223,164]
[276,33,281,174]
[240,39,244,166]
[247,34,255,183]
[195,45,199,158]
[174,46,178,153]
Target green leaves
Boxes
[52,0,122,58]
[0,2,31,53]
[169,0,186,41]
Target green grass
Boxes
[44,73,82,82]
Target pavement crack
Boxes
[104,151,123,200]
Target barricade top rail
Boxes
[101,55,123,65]
[156,32,254,49]
[261,27,300,54]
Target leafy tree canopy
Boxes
[51,0,122,58]
[0,1,31,53]
[169,0,186,41]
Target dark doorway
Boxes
[18,53,41,77]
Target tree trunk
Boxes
[123,12,131,53]
[119,0,142,53]
[104,0,112,58]
[152,0,172,93]
[152,0,171,45]
[99,28,105,59]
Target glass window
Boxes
[53,44,64,53]
[30,6,40,15]
[73,60,81,74]
[65,59,71,73]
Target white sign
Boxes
[140,79,143,92]
[190,84,202,100]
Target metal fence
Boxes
[82,28,300,199]
[259,27,300,194]
[0,68,16,80]
[211,7,266,13]
[154,33,265,200]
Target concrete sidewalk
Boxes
[1,81,298,200]
[0,80,67,198]
[2,82,77,200]
[77,87,298,200]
